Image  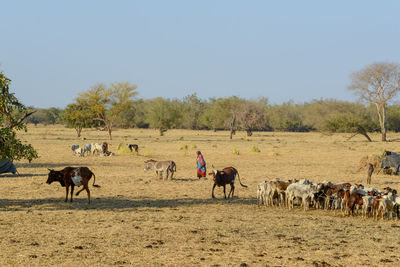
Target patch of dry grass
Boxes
[1,125,400,266]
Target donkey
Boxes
[144,159,177,180]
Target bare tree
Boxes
[236,101,267,136]
[348,62,400,141]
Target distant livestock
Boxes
[128,144,139,153]
[71,144,79,152]
[91,143,103,155]
[73,147,83,157]
[82,144,92,157]
[144,159,177,180]
[46,167,100,204]
[209,166,247,199]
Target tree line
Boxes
[24,95,400,139]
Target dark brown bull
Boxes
[46,167,100,204]
[209,167,247,199]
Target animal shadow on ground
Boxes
[0,197,255,211]
[0,173,45,178]
[384,181,400,185]
[171,177,200,182]
[15,162,93,169]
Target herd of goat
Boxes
[256,178,400,220]
[54,144,400,222]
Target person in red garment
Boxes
[196,151,207,179]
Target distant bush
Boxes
[117,142,131,155]
[233,147,240,155]
[250,145,261,152]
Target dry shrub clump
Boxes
[358,154,382,172]
[117,142,132,155]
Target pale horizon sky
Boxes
[1,0,400,108]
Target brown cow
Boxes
[46,167,100,204]
[209,167,247,199]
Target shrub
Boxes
[117,142,131,155]
[250,145,261,152]
[233,147,240,155]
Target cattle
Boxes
[82,144,92,157]
[71,144,79,153]
[46,167,100,204]
[144,159,177,180]
[209,167,247,199]
[91,143,103,155]
[128,144,139,153]
[73,147,83,157]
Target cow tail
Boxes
[236,171,248,188]
[92,172,101,188]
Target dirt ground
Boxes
[1,125,400,266]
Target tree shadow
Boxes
[0,196,255,212]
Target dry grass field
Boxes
[1,125,400,266]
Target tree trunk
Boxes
[230,114,236,140]
[382,104,387,141]
[76,126,82,138]
[159,127,167,136]
[375,103,387,142]
[108,128,112,140]
[107,121,113,140]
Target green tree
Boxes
[62,103,97,137]
[182,93,204,130]
[199,96,245,138]
[146,97,182,136]
[0,71,38,162]
[323,113,376,141]
[348,62,400,141]
[267,101,312,132]
[77,82,138,139]
[26,107,62,125]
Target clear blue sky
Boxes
[1,0,400,108]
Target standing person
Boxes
[196,151,206,179]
